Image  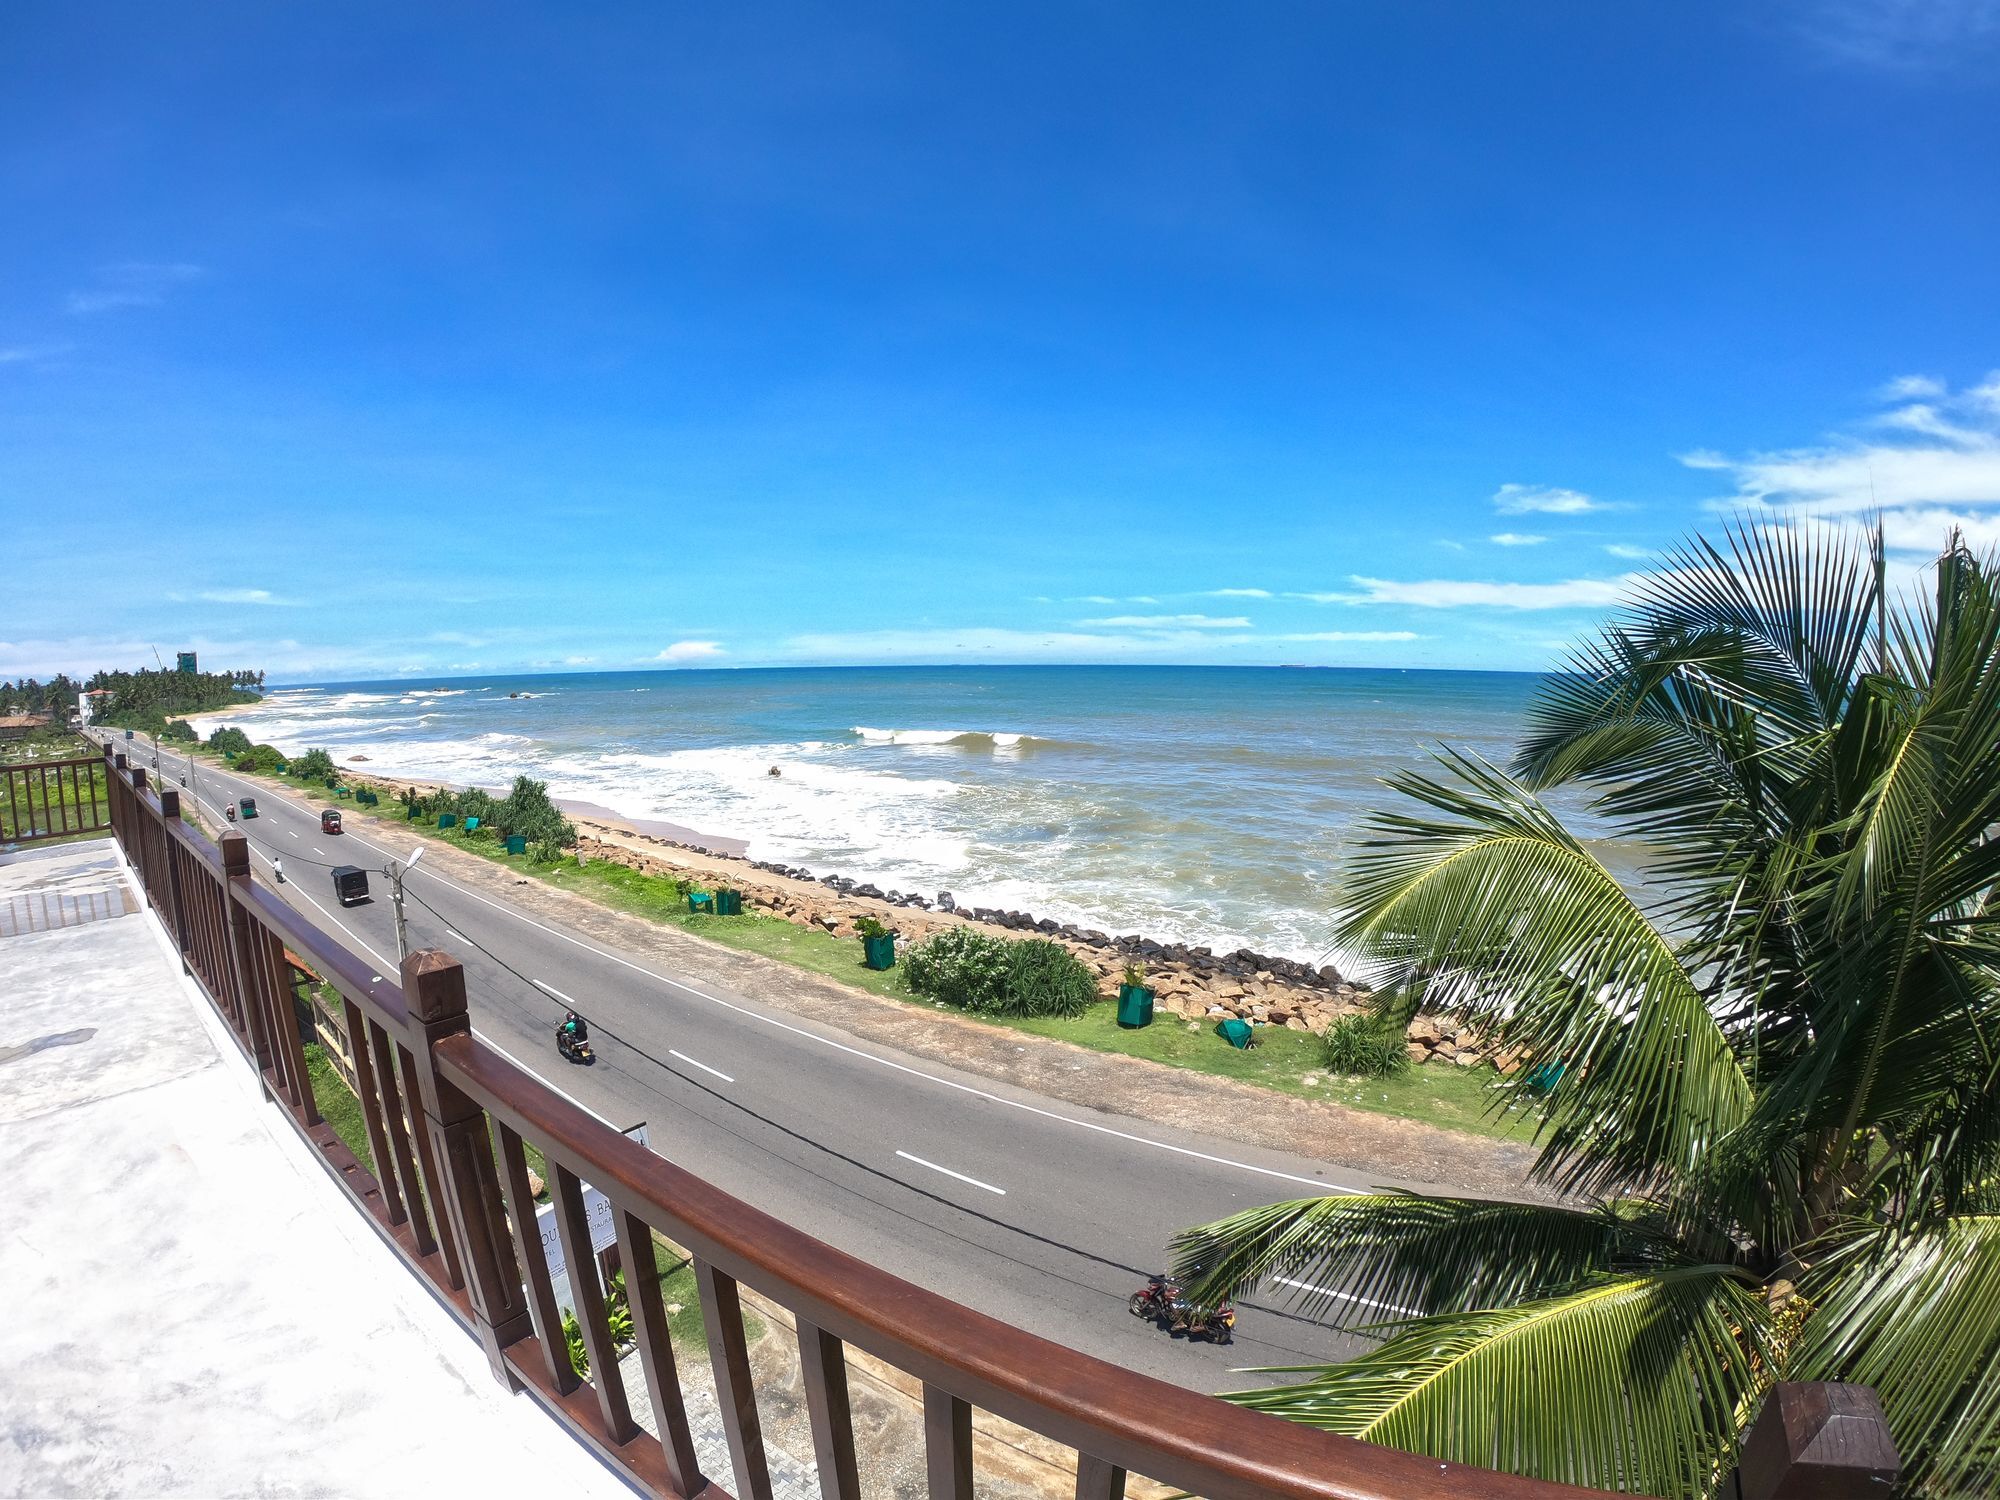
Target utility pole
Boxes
[388,845,425,963]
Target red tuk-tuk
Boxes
[320,809,343,834]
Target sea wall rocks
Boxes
[564,829,1501,1068]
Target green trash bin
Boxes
[717,888,742,916]
[504,834,527,855]
[1116,983,1155,1028]
[1216,1017,1255,1049]
[862,932,896,970]
[463,816,479,831]
[438,813,457,828]
[688,891,714,914]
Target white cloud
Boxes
[67,261,203,315]
[562,655,597,666]
[1604,543,1651,560]
[1881,374,1946,400]
[1334,575,1637,610]
[1494,483,1600,515]
[1690,373,2000,529]
[1202,587,1272,598]
[1437,539,1467,551]
[1489,532,1546,547]
[1074,613,1251,629]
[1796,0,2000,70]
[1276,631,1422,643]
[1069,595,1119,605]
[656,640,725,662]
[169,587,296,606]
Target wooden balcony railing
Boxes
[2,753,110,844]
[93,744,1898,1500]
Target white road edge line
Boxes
[1274,1275,1422,1318]
[173,742,1360,1195]
[896,1149,1006,1196]
[668,1048,734,1084]
[533,978,580,1006]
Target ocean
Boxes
[214,665,1556,968]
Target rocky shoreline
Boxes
[309,754,1501,1070]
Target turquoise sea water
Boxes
[220,666,1549,966]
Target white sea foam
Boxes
[850,726,1042,749]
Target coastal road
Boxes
[106,733,1424,1392]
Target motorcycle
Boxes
[225,805,236,821]
[1129,1273,1235,1344]
[556,1027,594,1065]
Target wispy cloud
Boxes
[1201,587,1272,598]
[1322,575,1637,610]
[168,587,298,607]
[1604,543,1651,560]
[67,261,203,315]
[1276,630,1422,642]
[1689,373,2000,550]
[1073,613,1252,629]
[0,343,69,366]
[1494,483,1600,515]
[1794,0,2000,70]
[656,639,725,662]
[1489,532,1546,547]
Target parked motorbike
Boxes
[556,1027,595,1065]
[1128,1273,1235,1343]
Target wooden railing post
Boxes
[401,948,534,1387]
[157,786,193,971]
[1729,1383,1901,1500]
[127,767,154,903]
[220,831,274,1072]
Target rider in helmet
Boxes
[560,1010,588,1044]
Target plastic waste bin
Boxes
[1116,983,1155,1028]
[862,933,896,970]
[438,813,457,828]
[688,891,714,913]
[504,834,527,855]
[1216,1017,1254,1049]
[716,888,742,916]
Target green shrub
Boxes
[905,926,1012,1010]
[290,747,338,781]
[995,938,1099,1018]
[1320,1013,1410,1078]
[232,742,289,774]
[162,719,198,744]
[207,726,252,755]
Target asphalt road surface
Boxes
[104,732,1425,1391]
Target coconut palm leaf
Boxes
[1340,750,1753,1193]
[1225,1266,1770,1499]
[1794,1214,2000,1497]
[1170,1191,1683,1326]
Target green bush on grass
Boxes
[1319,1012,1410,1078]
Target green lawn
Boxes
[303,1041,375,1175]
[248,755,1529,1142]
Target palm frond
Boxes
[1169,1192,1673,1325]
[1795,1214,2000,1496]
[1225,1266,1770,1498]
[1340,750,1753,1193]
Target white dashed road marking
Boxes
[896,1150,1006,1196]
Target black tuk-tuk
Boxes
[332,865,370,906]
[320,809,343,834]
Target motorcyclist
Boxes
[559,1010,589,1048]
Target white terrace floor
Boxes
[0,838,635,1499]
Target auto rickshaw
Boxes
[320,808,343,834]
[332,865,370,905]
[238,796,258,819]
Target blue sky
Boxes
[3,1,1998,682]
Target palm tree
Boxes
[1173,524,2000,1498]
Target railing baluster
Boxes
[797,1318,862,1500]
[696,1257,772,1500]
[370,1020,435,1254]
[924,1385,974,1500]
[615,1210,704,1494]
[498,1123,575,1394]
[554,1164,637,1442]
[399,1038,465,1289]
[344,998,405,1223]
[1075,1453,1126,1500]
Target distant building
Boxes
[0,713,51,740]
[176,651,198,674]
